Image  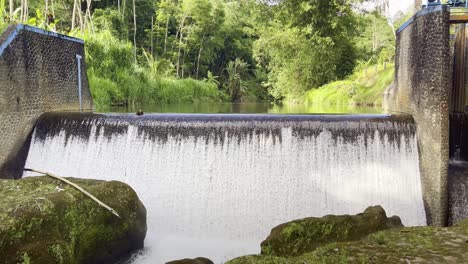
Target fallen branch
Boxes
[24,168,120,218]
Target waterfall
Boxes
[23,113,426,263]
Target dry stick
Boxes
[24,168,120,218]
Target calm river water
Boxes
[96,102,383,115]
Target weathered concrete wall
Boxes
[0,24,93,179]
[384,6,451,226]
[448,161,468,225]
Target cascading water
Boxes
[23,113,426,263]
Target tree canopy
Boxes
[0,0,400,104]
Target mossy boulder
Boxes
[228,209,468,264]
[228,219,468,264]
[166,257,214,264]
[0,176,147,264]
[260,206,403,257]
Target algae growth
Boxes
[0,176,147,264]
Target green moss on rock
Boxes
[0,176,147,264]
[260,206,402,257]
[228,210,468,264]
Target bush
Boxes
[85,30,224,109]
[155,78,221,104]
[88,71,125,107]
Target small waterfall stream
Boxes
[23,113,426,263]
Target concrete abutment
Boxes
[0,24,93,179]
[385,5,459,226]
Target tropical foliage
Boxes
[0,0,410,107]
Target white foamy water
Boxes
[23,113,426,264]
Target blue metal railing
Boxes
[423,0,468,8]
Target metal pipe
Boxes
[76,54,82,112]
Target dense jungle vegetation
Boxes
[0,0,411,108]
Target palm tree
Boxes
[226,58,248,102]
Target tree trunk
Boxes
[51,0,56,30]
[151,16,154,57]
[176,29,183,77]
[45,0,48,24]
[163,16,169,56]
[196,33,206,79]
[196,40,204,79]
[84,0,89,29]
[176,16,186,78]
[9,0,13,21]
[71,0,76,30]
[181,45,187,78]
[78,0,83,31]
[51,0,54,17]
[85,0,94,33]
[389,19,396,40]
[23,0,28,22]
[155,20,159,59]
[72,0,83,31]
[181,52,185,78]
[20,0,23,21]
[372,16,376,56]
[133,0,137,65]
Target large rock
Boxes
[260,206,402,257]
[0,176,147,264]
[166,257,214,264]
[228,219,468,264]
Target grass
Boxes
[304,64,395,106]
[88,73,124,108]
[88,70,223,110]
[0,22,7,34]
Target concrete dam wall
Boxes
[384,6,451,226]
[0,24,93,179]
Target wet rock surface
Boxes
[227,207,468,264]
[166,257,214,264]
[260,206,403,257]
[0,176,147,264]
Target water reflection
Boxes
[96,103,383,114]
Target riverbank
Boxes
[304,65,394,107]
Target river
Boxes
[96,103,383,115]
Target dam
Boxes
[22,113,426,263]
[1,3,468,264]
